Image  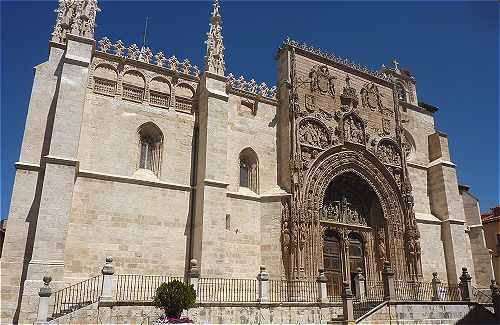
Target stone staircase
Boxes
[354,299,386,320]
[49,301,95,320]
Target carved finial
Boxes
[51,0,100,44]
[43,275,52,286]
[204,0,225,76]
[392,58,400,72]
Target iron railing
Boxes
[326,280,342,303]
[197,278,257,302]
[354,280,385,321]
[115,274,184,302]
[364,280,384,301]
[395,280,433,301]
[269,279,320,302]
[436,283,461,301]
[51,275,103,319]
[472,287,492,304]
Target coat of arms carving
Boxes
[382,118,391,135]
[361,83,383,111]
[305,94,317,112]
[309,65,336,97]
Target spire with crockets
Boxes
[51,0,100,44]
[204,0,225,76]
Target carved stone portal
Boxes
[282,50,422,287]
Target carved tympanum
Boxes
[298,120,329,148]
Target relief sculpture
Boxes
[309,65,336,97]
[298,120,329,148]
[361,83,384,112]
[377,141,401,166]
[343,114,365,145]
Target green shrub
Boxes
[153,280,196,318]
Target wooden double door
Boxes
[323,229,365,296]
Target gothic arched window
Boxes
[396,82,407,102]
[239,148,258,193]
[138,122,163,177]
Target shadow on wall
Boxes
[456,304,496,325]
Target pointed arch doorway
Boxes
[321,172,386,296]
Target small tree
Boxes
[153,280,196,319]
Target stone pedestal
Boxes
[431,272,441,301]
[354,267,365,300]
[459,267,472,301]
[317,269,328,304]
[341,282,354,325]
[257,265,269,303]
[34,276,52,325]
[100,257,114,302]
[382,261,395,300]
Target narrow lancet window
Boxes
[239,148,258,193]
[138,123,163,177]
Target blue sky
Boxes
[1,1,498,219]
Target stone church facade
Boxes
[1,0,494,323]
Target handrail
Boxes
[115,274,184,302]
[51,275,103,319]
[472,287,492,304]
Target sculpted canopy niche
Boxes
[279,47,422,285]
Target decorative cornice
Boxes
[96,37,200,79]
[226,74,277,101]
[280,37,393,84]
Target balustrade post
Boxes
[459,267,472,301]
[382,261,395,300]
[342,281,355,325]
[100,256,114,302]
[35,276,52,325]
[431,272,441,301]
[317,268,328,303]
[354,267,365,300]
[490,280,500,321]
[257,265,269,303]
[189,259,200,301]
